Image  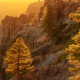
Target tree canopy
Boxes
[4,37,34,79]
[65,5,80,80]
[40,2,55,39]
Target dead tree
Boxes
[40,52,42,67]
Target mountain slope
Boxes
[0,0,79,80]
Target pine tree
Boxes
[65,30,80,80]
[69,7,80,23]
[65,5,80,80]
[4,37,34,80]
[30,11,39,26]
[40,2,55,40]
[30,19,35,26]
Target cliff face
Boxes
[1,14,28,36]
[38,0,79,23]
[26,61,71,80]
[0,1,79,80]
[0,26,3,45]
[26,1,44,22]
[0,1,44,41]
[0,0,78,59]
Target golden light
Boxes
[0,0,43,23]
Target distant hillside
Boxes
[0,1,44,36]
[0,1,38,24]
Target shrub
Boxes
[55,34,64,45]
[55,33,70,45]
[30,19,36,26]
[52,22,67,37]
[53,53,68,65]
[65,29,80,80]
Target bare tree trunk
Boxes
[40,52,42,67]
[17,44,20,80]
[2,69,6,80]
[50,30,53,42]
[17,55,19,80]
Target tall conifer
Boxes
[65,5,80,80]
[65,30,80,80]
[40,2,55,40]
[4,37,34,80]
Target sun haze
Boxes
[0,0,42,23]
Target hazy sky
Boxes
[0,0,43,24]
[0,0,38,3]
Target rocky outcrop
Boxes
[0,1,79,80]
[26,1,44,22]
[10,60,72,80]
[38,0,79,23]
[1,14,28,36]
[0,23,50,80]
[25,60,72,80]
[0,25,3,45]
[0,22,47,55]
[9,24,47,51]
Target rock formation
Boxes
[1,14,28,36]
[38,0,79,23]
[26,1,44,22]
[25,60,72,80]
[0,0,79,80]
[0,25,3,45]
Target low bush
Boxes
[55,34,64,45]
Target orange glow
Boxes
[0,0,43,23]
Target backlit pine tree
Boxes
[65,30,80,80]
[65,4,80,80]
[4,37,34,80]
[30,19,35,26]
[69,7,80,23]
[40,2,55,40]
